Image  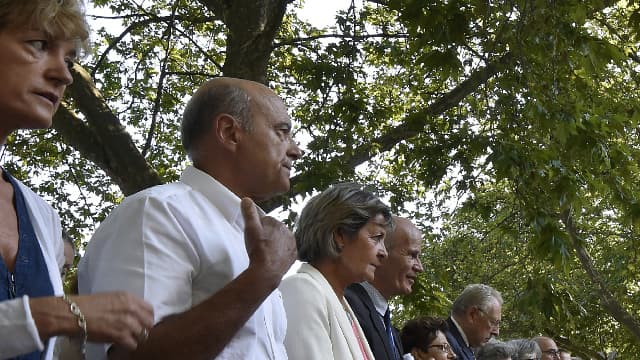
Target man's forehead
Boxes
[486,299,502,314]
[403,226,423,248]
[251,92,290,119]
[389,236,420,257]
[539,339,557,349]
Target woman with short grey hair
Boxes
[280,183,393,360]
[476,339,513,360]
[507,339,542,360]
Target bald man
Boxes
[534,336,561,360]
[80,78,302,359]
[345,216,425,360]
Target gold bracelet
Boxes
[62,294,87,356]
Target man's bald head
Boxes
[385,216,420,251]
[181,77,276,157]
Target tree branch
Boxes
[91,14,218,78]
[143,5,178,157]
[63,63,163,195]
[260,52,512,212]
[274,33,409,49]
[560,209,640,342]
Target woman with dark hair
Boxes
[280,183,393,360]
[401,316,457,360]
[0,1,153,358]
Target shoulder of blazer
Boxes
[345,283,374,311]
[445,317,474,360]
[445,318,464,348]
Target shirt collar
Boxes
[180,165,265,229]
[361,281,389,316]
[450,315,471,348]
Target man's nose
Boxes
[414,258,424,273]
[377,242,388,259]
[287,138,303,160]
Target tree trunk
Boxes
[199,0,290,83]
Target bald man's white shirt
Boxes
[78,166,287,359]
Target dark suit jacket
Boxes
[445,316,475,360]
[345,283,403,360]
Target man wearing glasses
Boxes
[533,336,562,360]
[445,284,503,360]
[558,349,571,360]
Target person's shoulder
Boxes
[281,269,317,287]
[345,284,374,318]
[12,179,55,211]
[125,181,189,202]
[12,180,61,231]
[280,267,326,296]
[345,283,373,304]
[280,273,326,308]
[345,283,366,297]
[444,323,463,346]
[109,181,198,214]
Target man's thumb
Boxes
[241,197,262,237]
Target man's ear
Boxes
[215,113,242,150]
[468,306,480,324]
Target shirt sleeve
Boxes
[79,194,200,359]
[0,295,45,358]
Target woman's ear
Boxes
[333,228,346,252]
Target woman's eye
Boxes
[28,40,47,51]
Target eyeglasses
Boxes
[477,308,501,328]
[429,343,453,353]
[542,349,560,358]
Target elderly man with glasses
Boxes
[445,284,503,360]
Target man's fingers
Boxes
[131,296,155,327]
[241,197,262,239]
